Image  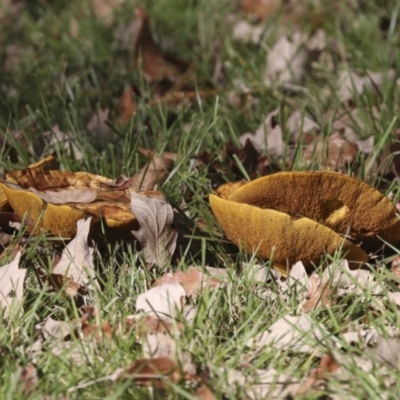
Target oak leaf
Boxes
[210,194,368,271]
[130,192,177,267]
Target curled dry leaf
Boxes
[115,357,187,387]
[228,171,400,244]
[0,251,25,318]
[154,266,227,297]
[246,314,329,354]
[53,218,95,288]
[209,194,368,271]
[136,283,186,322]
[130,192,177,267]
[302,273,335,312]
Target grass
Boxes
[1,0,400,398]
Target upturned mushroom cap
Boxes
[227,171,400,244]
[209,194,368,271]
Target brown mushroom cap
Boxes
[227,171,400,244]
[209,194,368,270]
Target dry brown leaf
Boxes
[19,364,39,395]
[126,314,182,336]
[130,154,174,190]
[118,84,136,124]
[133,7,186,83]
[240,0,280,20]
[53,218,95,288]
[90,0,122,24]
[228,171,400,244]
[86,108,114,149]
[239,108,284,156]
[143,332,195,375]
[130,193,177,267]
[296,353,340,396]
[121,357,185,387]
[246,314,329,353]
[136,283,186,322]
[302,273,335,312]
[209,194,368,271]
[264,31,324,86]
[47,274,82,297]
[0,251,25,318]
[303,132,358,172]
[154,266,226,297]
[195,384,217,400]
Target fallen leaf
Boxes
[264,30,324,86]
[120,357,186,387]
[0,251,26,318]
[19,364,39,395]
[302,273,335,312]
[209,194,368,270]
[130,193,177,267]
[118,84,136,124]
[90,0,122,24]
[246,314,329,353]
[154,266,227,297]
[136,283,186,322]
[296,353,340,395]
[338,69,396,102]
[239,108,284,156]
[227,171,400,244]
[194,384,216,400]
[86,108,114,149]
[38,316,76,341]
[130,154,174,190]
[142,332,195,374]
[240,0,280,20]
[126,314,182,336]
[133,7,187,83]
[232,20,264,44]
[53,219,95,288]
[303,131,358,172]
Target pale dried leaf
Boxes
[136,283,186,322]
[155,266,227,296]
[39,316,76,341]
[130,155,173,190]
[302,273,335,312]
[130,193,177,267]
[0,251,26,318]
[264,31,321,85]
[338,69,396,102]
[142,332,196,374]
[246,314,329,354]
[225,367,299,400]
[19,364,38,395]
[232,20,264,44]
[29,187,97,204]
[286,110,319,140]
[239,108,284,156]
[53,218,95,287]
